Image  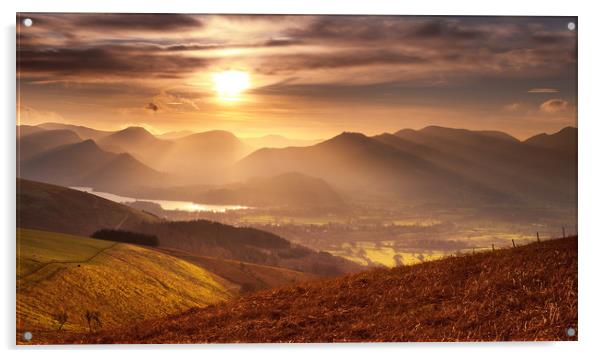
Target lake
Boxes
[71,187,249,213]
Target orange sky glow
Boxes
[17,14,577,140]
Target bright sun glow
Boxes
[211,70,250,101]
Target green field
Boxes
[17,228,233,333]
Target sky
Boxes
[17,14,577,140]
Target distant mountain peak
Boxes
[201,129,238,138]
[77,139,100,149]
[322,132,370,145]
[113,126,155,138]
[559,126,577,134]
[524,126,577,154]
[420,125,467,135]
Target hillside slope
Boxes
[19,139,166,193]
[97,126,173,166]
[161,130,253,184]
[158,248,315,294]
[17,125,45,138]
[17,229,232,336]
[394,126,576,204]
[524,127,577,155]
[237,132,506,204]
[138,220,360,277]
[67,236,577,343]
[17,129,82,161]
[197,172,344,207]
[38,122,112,140]
[18,179,360,277]
[17,178,159,236]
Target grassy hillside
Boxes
[17,228,232,338]
[138,220,361,277]
[18,179,360,277]
[63,236,577,343]
[17,178,159,236]
[159,248,316,293]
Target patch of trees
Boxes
[277,246,312,259]
[91,229,159,246]
[140,220,291,249]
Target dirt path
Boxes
[114,213,130,230]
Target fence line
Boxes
[467,228,576,256]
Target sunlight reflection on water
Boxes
[70,187,249,213]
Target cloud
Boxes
[528,88,560,93]
[503,103,520,112]
[285,16,487,43]
[161,38,301,52]
[145,102,159,112]
[18,46,208,80]
[20,13,203,32]
[263,37,303,47]
[150,91,204,112]
[256,50,427,73]
[407,20,484,40]
[539,99,569,113]
[77,14,202,31]
[530,33,569,45]
[17,15,577,87]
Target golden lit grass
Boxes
[62,236,577,343]
[330,241,446,267]
[17,228,114,278]
[17,228,232,338]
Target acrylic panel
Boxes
[16,13,577,344]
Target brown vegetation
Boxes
[53,236,577,344]
[158,248,316,293]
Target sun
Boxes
[211,70,250,101]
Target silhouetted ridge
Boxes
[111,126,155,139]
[524,127,577,154]
[18,129,82,160]
[38,122,112,140]
[318,132,371,147]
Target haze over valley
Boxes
[17,122,576,267]
[16,14,577,343]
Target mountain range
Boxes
[19,139,165,193]
[17,123,577,208]
[237,126,577,205]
